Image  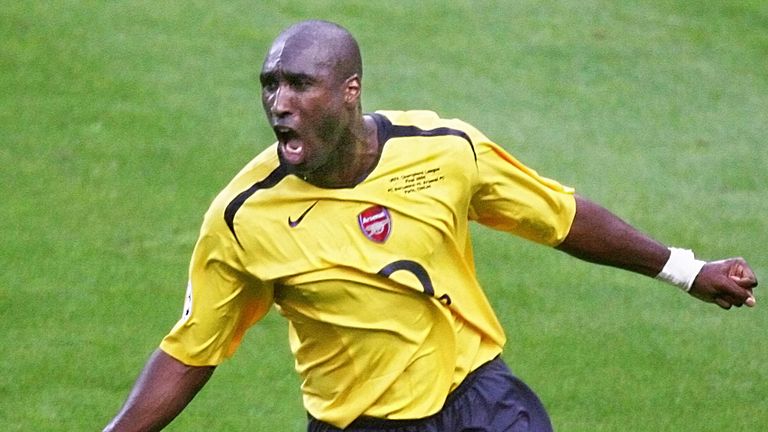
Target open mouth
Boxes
[274,126,305,165]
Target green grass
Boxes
[1,1,766,431]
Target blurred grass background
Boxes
[1,1,766,430]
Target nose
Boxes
[268,84,293,119]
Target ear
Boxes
[343,74,361,104]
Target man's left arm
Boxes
[556,195,757,309]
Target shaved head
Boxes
[267,20,362,84]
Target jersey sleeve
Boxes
[468,136,576,246]
[160,215,274,366]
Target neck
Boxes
[304,115,379,188]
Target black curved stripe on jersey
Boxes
[224,164,288,246]
[377,259,435,296]
[370,113,477,162]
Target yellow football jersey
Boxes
[160,110,576,428]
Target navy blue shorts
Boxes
[307,356,553,432]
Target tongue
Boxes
[281,138,305,165]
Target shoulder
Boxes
[201,144,282,234]
[375,110,473,130]
[374,110,492,146]
[375,110,443,126]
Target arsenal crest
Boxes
[357,205,392,243]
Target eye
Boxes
[260,74,278,92]
[289,75,313,91]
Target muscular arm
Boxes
[103,349,215,432]
[556,195,757,309]
[556,195,670,277]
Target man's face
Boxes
[260,35,353,177]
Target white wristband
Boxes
[655,247,707,292]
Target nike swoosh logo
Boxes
[288,201,319,227]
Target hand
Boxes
[689,258,758,309]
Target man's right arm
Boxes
[103,348,216,432]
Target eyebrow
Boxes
[260,69,317,85]
[259,68,315,81]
